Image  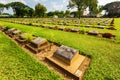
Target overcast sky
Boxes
[0,0,120,14]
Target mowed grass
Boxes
[40,18,120,43]
[0,32,63,80]
[0,19,120,80]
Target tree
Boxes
[47,10,65,18]
[0,3,4,14]
[28,8,34,17]
[89,0,98,17]
[6,2,26,17]
[97,5,104,13]
[68,0,87,19]
[35,3,47,17]
[24,6,34,17]
[47,11,54,17]
[70,11,79,18]
[103,1,120,17]
[65,10,70,17]
[5,2,33,17]
[68,0,98,18]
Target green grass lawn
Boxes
[0,19,120,80]
[39,18,120,43]
[1,18,120,43]
[0,32,63,80]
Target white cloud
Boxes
[32,0,39,2]
[0,0,7,4]
[62,0,68,3]
[50,2,64,11]
[0,0,27,4]
[1,0,27,14]
[98,0,120,5]
[32,0,47,2]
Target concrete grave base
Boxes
[46,53,86,79]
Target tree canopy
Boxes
[65,10,70,17]
[35,3,47,17]
[103,1,120,17]
[5,2,34,17]
[68,0,98,18]
[0,3,4,14]
[89,0,98,16]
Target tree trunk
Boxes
[78,17,80,26]
[78,8,81,26]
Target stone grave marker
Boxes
[26,37,50,53]
[54,45,79,65]
[88,30,99,35]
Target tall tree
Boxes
[70,11,79,18]
[24,6,34,17]
[65,10,70,17]
[35,3,47,17]
[47,11,54,17]
[89,0,98,16]
[103,1,120,17]
[47,10,65,18]
[68,0,98,18]
[0,3,4,14]
[6,2,33,17]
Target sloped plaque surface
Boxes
[13,30,21,34]
[54,45,78,61]
[31,37,47,47]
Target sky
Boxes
[0,0,120,14]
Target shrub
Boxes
[97,23,100,25]
[20,33,34,42]
[64,27,71,32]
[28,22,32,26]
[107,27,116,30]
[54,26,58,30]
[4,26,11,31]
[63,22,66,25]
[102,33,115,39]
[80,29,85,34]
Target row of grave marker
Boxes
[12,22,116,40]
[0,18,115,30]
[16,18,112,26]
[0,26,89,79]
[0,20,116,40]
[0,26,81,64]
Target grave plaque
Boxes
[8,28,16,32]
[71,28,80,32]
[9,30,21,38]
[12,30,21,35]
[58,27,65,30]
[5,28,16,34]
[54,45,79,65]
[75,70,82,77]
[31,37,47,47]
[88,30,99,35]
[97,26,105,29]
[26,37,50,53]
[49,26,54,29]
